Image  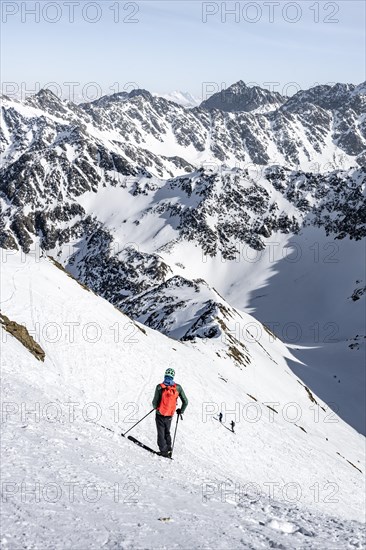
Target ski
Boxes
[127,435,157,454]
[95,424,173,458]
[127,435,173,459]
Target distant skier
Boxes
[230,420,235,433]
[152,368,188,457]
[219,412,223,423]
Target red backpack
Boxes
[158,383,179,416]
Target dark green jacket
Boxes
[152,383,188,415]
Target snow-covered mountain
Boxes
[1,78,365,547]
[1,81,365,435]
[200,80,286,113]
[1,252,365,549]
[2,80,365,183]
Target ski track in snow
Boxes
[2,408,365,550]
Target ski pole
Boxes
[171,412,181,457]
[122,408,155,437]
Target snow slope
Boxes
[1,252,365,549]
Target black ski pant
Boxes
[155,413,172,453]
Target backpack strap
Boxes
[160,383,176,390]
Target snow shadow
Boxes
[245,230,366,435]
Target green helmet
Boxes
[165,367,175,378]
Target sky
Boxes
[1,0,365,101]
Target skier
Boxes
[152,367,188,457]
[219,412,223,423]
[230,420,235,433]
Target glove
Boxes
[176,408,183,417]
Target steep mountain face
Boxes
[282,82,364,112]
[2,157,364,259]
[200,79,286,112]
[264,165,366,240]
[122,274,252,355]
[281,83,366,165]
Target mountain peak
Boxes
[35,88,62,102]
[128,88,153,101]
[200,80,285,113]
[228,79,247,90]
[24,87,68,113]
